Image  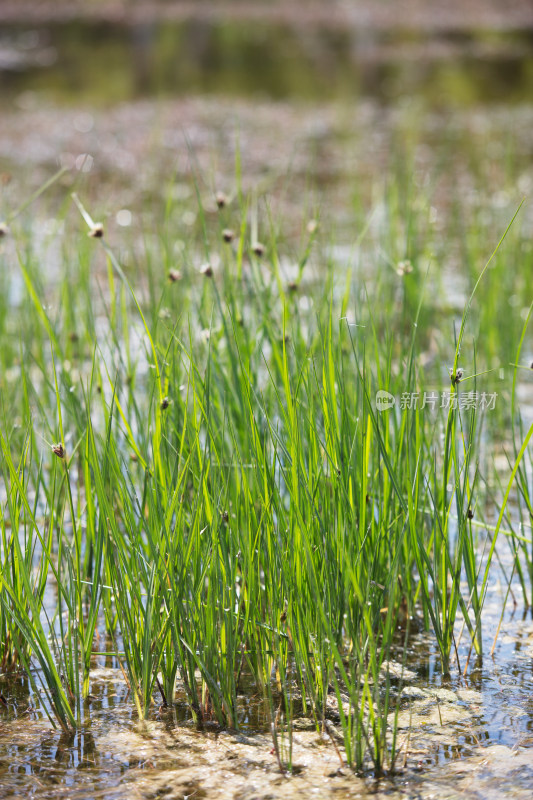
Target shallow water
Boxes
[1,566,533,799]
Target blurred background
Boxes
[1,0,532,236]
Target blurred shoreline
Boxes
[1,0,533,31]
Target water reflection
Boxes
[0,616,533,798]
[0,21,532,106]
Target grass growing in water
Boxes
[0,168,531,774]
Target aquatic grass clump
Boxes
[0,426,77,731]
[0,169,530,775]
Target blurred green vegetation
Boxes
[1,21,532,106]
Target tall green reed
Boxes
[0,167,530,775]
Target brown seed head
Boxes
[396,259,413,276]
[52,443,66,459]
[222,228,235,243]
[451,367,464,386]
[200,263,213,278]
[215,191,228,209]
[160,396,171,410]
[252,242,265,257]
[88,223,104,238]
[0,222,9,237]
[168,268,182,282]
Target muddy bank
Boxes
[2,646,533,800]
